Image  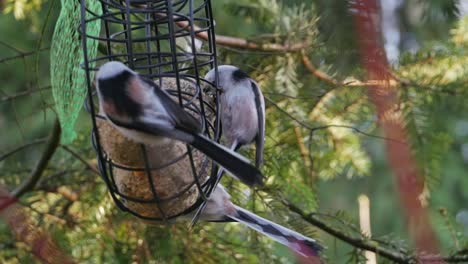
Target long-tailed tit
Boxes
[96,61,263,187]
[191,66,266,225]
[205,65,265,168]
[186,184,322,257]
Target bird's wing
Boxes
[108,113,193,142]
[251,80,265,168]
[190,134,263,187]
[140,77,202,134]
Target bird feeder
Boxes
[79,0,221,222]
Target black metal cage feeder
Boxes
[79,0,221,222]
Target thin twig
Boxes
[1,86,52,102]
[0,41,25,53]
[0,138,47,162]
[293,127,317,182]
[12,119,61,198]
[0,47,50,64]
[309,124,404,144]
[35,0,57,120]
[60,145,100,175]
[212,34,309,52]
[218,45,293,55]
[263,91,322,100]
[265,96,404,144]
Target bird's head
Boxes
[204,65,250,93]
[96,61,146,119]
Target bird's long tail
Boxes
[213,140,239,182]
[228,205,322,257]
[190,135,263,187]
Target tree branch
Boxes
[279,196,468,263]
[301,54,339,86]
[12,119,61,198]
[209,34,309,52]
[294,127,313,179]
[157,9,446,101]
[157,13,310,52]
[302,48,461,99]
[302,53,401,88]
[281,198,409,263]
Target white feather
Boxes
[96,61,135,80]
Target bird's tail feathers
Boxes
[229,205,322,257]
[190,134,263,187]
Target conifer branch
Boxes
[146,12,310,52]
[176,19,309,52]
[280,197,468,263]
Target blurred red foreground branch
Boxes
[352,0,442,261]
[0,186,74,264]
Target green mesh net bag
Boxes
[50,0,101,144]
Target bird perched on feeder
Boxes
[191,66,265,223]
[95,61,263,187]
[204,65,265,169]
[186,184,323,258]
[194,65,265,210]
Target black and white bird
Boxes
[205,65,265,168]
[190,66,266,224]
[186,184,322,257]
[95,61,263,187]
